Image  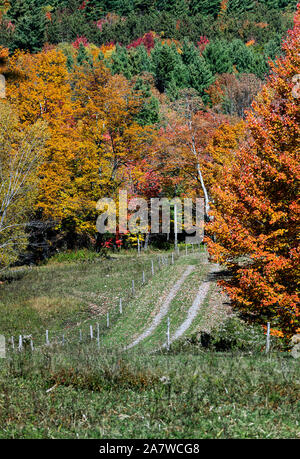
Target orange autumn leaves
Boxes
[6,47,153,233]
[206,5,300,337]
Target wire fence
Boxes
[5,243,206,357]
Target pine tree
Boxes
[129,45,153,75]
[188,54,214,100]
[229,39,256,73]
[203,39,233,75]
[9,0,46,52]
[77,42,92,67]
[190,0,222,16]
[109,43,133,79]
[134,78,160,125]
[264,36,283,61]
[151,41,185,93]
[181,38,200,66]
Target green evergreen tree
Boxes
[134,78,160,125]
[188,55,214,100]
[129,45,153,75]
[181,38,199,66]
[251,51,268,79]
[203,39,233,75]
[166,78,179,101]
[229,39,256,73]
[190,0,221,16]
[108,43,133,79]
[151,41,186,92]
[264,36,282,60]
[77,42,92,67]
[66,51,74,71]
[9,0,46,52]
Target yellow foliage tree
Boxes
[0,101,48,267]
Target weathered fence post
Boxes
[18,335,22,352]
[174,202,178,251]
[107,312,110,328]
[142,271,145,284]
[137,235,140,256]
[46,330,49,346]
[151,260,154,276]
[119,297,123,314]
[266,322,271,354]
[97,323,100,349]
[90,325,93,340]
[132,279,135,296]
[166,317,170,351]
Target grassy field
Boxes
[0,247,299,439]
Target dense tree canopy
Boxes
[206,6,300,336]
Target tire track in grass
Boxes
[125,265,195,350]
[160,264,220,349]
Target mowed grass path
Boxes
[0,247,212,349]
[101,253,222,351]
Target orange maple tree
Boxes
[207,6,300,337]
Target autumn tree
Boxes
[207,73,263,117]
[0,102,48,267]
[6,48,77,224]
[68,56,155,235]
[207,6,300,337]
[152,89,234,220]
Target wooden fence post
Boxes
[266,322,271,354]
[97,323,100,349]
[137,235,140,256]
[174,202,178,251]
[167,317,170,351]
[18,335,22,352]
